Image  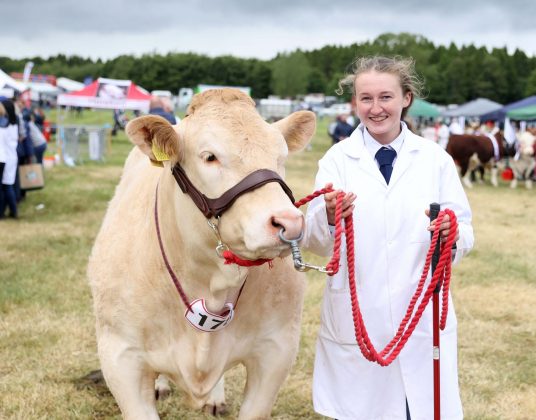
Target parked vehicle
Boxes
[257,97,294,121]
[318,102,352,118]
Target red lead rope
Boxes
[295,188,458,366]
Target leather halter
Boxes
[171,164,295,218]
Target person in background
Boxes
[448,117,464,135]
[33,107,46,132]
[437,118,450,149]
[420,121,437,142]
[162,97,181,124]
[302,56,473,420]
[0,99,21,219]
[332,114,354,144]
[0,102,7,215]
[28,114,47,164]
[149,96,177,124]
[112,109,128,136]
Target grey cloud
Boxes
[2,0,535,58]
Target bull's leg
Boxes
[525,164,535,189]
[461,164,473,189]
[239,348,296,419]
[463,154,481,188]
[98,333,159,420]
[477,165,485,183]
[202,376,227,416]
[510,178,518,189]
[155,374,172,400]
[490,165,499,187]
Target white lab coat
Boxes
[303,124,474,420]
[0,125,19,185]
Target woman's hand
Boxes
[323,183,356,225]
[425,209,460,242]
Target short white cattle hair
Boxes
[186,89,256,117]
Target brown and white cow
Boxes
[87,89,315,419]
[446,130,516,188]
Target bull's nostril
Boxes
[271,218,283,228]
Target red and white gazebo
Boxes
[57,77,151,112]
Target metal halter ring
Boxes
[278,228,331,273]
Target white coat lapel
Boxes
[341,127,387,187]
[389,132,421,189]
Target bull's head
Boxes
[126,88,316,260]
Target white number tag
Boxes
[185,299,234,332]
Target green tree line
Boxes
[1,33,535,105]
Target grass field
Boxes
[1,110,535,419]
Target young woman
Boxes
[303,56,474,420]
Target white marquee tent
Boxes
[0,68,28,98]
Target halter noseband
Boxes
[171,164,295,218]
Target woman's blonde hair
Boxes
[337,55,424,119]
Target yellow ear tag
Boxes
[151,143,170,164]
[150,159,164,168]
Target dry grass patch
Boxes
[1,122,535,419]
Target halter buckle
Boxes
[208,218,229,258]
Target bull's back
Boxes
[447,134,496,163]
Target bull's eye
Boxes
[205,153,217,163]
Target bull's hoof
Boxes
[203,402,228,416]
[155,386,172,401]
[155,375,172,400]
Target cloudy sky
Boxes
[3,0,535,60]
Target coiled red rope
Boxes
[295,188,457,366]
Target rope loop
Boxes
[294,187,457,366]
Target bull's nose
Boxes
[271,211,304,241]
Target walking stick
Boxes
[429,203,441,420]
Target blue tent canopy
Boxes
[441,98,502,118]
[480,95,536,121]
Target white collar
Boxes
[363,122,407,162]
[339,121,421,159]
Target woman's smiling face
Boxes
[354,70,411,144]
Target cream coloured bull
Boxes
[87,89,315,419]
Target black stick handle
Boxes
[429,203,441,293]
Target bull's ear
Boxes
[125,115,180,163]
[272,110,316,152]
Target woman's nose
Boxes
[370,100,382,114]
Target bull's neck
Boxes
[156,171,248,313]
